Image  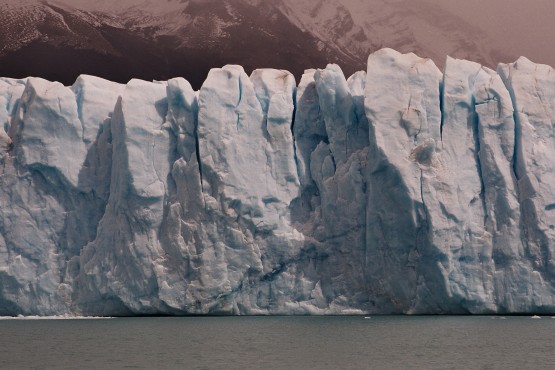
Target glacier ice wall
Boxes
[1,49,555,315]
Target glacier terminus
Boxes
[1,48,555,316]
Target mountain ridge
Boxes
[0,0,513,89]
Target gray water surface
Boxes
[0,316,553,369]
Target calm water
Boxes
[0,316,554,369]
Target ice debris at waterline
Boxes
[0,48,554,316]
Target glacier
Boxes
[1,48,555,315]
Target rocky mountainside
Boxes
[0,0,511,88]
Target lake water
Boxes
[0,316,553,369]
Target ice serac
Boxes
[363,48,450,313]
[0,78,25,153]
[307,64,371,312]
[309,65,370,247]
[10,78,87,187]
[347,70,369,138]
[314,64,368,164]
[166,77,197,163]
[71,75,125,146]
[179,65,306,314]
[498,58,555,310]
[471,62,535,312]
[2,49,555,316]
[251,69,299,210]
[77,79,172,314]
[0,75,122,315]
[71,75,124,197]
[437,57,497,312]
[292,69,327,198]
[438,57,524,312]
[196,66,298,230]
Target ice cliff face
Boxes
[1,49,555,316]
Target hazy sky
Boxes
[427,0,554,66]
